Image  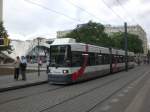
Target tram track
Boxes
[0,66,139,105]
[40,77,121,112]
[0,66,147,112]
[40,67,147,112]
[0,72,120,106]
[0,85,64,105]
[0,73,120,106]
[85,70,150,112]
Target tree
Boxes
[110,32,123,49]
[62,21,111,47]
[0,22,8,38]
[61,21,143,53]
[110,32,143,53]
[0,22,11,51]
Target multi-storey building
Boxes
[57,30,72,38]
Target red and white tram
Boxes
[47,38,135,84]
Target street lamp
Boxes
[124,22,128,71]
[37,37,42,77]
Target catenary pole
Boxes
[124,22,128,71]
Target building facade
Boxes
[104,25,148,54]
[0,38,55,63]
[57,24,148,54]
[57,30,72,38]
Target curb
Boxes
[0,80,48,93]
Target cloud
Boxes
[104,0,129,7]
[2,0,150,44]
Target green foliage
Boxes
[111,32,143,53]
[62,21,143,53]
[0,21,12,52]
[0,22,8,38]
[63,21,111,47]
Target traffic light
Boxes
[4,37,10,46]
[0,38,4,46]
[0,37,10,46]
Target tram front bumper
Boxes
[48,74,72,84]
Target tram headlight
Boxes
[63,70,69,74]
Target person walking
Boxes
[14,56,20,80]
[38,58,42,67]
[20,56,27,80]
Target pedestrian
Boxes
[14,56,20,80]
[20,56,27,80]
[137,58,140,66]
[38,59,42,67]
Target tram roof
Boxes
[51,38,134,55]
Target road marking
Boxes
[101,105,111,111]
[127,86,133,89]
[124,77,150,112]
[123,89,129,93]
[124,71,150,112]
[118,93,124,97]
[130,82,138,86]
[110,98,119,103]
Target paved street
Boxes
[0,63,48,91]
[0,63,47,71]
[0,65,150,112]
[0,71,48,92]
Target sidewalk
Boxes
[0,71,48,92]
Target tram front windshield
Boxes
[50,45,71,67]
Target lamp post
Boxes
[37,37,42,77]
[124,22,128,71]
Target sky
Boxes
[3,0,150,43]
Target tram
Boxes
[47,38,135,84]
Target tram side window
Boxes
[71,51,83,67]
[97,54,103,65]
[128,56,134,62]
[88,53,96,66]
[121,56,124,63]
[123,56,126,62]
[118,56,123,63]
[112,55,117,64]
[95,54,100,65]
[127,56,130,62]
[102,54,109,64]
[131,56,134,62]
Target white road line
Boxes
[127,86,133,89]
[123,89,129,93]
[110,98,119,103]
[101,105,111,111]
[124,71,150,112]
[118,93,124,97]
[124,77,150,112]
